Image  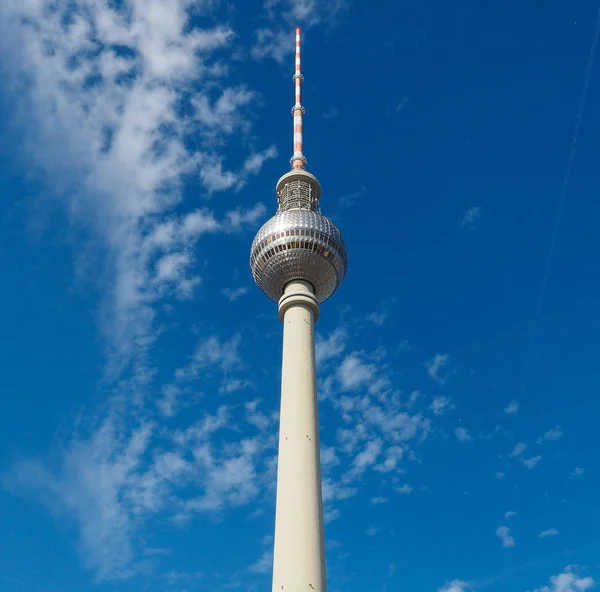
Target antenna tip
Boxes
[296,26,301,35]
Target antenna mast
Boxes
[291,27,306,170]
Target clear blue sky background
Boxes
[1,1,599,591]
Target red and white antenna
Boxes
[291,27,307,170]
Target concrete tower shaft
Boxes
[272,280,326,591]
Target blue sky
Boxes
[1,0,599,591]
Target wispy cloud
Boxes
[221,287,249,302]
[429,396,454,416]
[460,206,483,230]
[530,566,594,592]
[537,426,563,444]
[455,427,472,442]
[426,353,451,385]
[312,334,437,521]
[510,442,528,457]
[504,400,520,415]
[264,0,349,27]
[438,580,471,592]
[316,328,348,366]
[323,508,341,523]
[3,418,156,581]
[338,184,367,209]
[243,146,279,176]
[370,496,388,505]
[496,526,515,548]
[251,28,294,63]
[396,96,409,112]
[539,528,559,538]
[522,456,542,470]
[366,311,388,326]
[337,353,377,391]
[505,511,516,519]
[0,1,271,377]
[253,0,349,62]
[250,549,273,574]
[323,107,340,119]
[4,347,276,582]
[509,442,542,470]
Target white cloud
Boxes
[219,378,251,395]
[438,580,471,592]
[396,484,414,495]
[460,206,482,230]
[430,396,454,416]
[530,566,594,592]
[321,478,357,504]
[504,400,520,414]
[396,96,409,112]
[193,86,255,137]
[505,511,516,519]
[375,445,405,473]
[337,353,376,391]
[243,146,278,176]
[365,526,379,536]
[221,287,249,302]
[250,549,273,574]
[253,0,348,63]
[455,427,472,442]
[264,0,348,27]
[572,467,585,476]
[315,328,347,365]
[344,439,382,481]
[338,185,367,209]
[496,525,515,548]
[3,386,277,582]
[245,399,272,432]
[426,354,451,385]
[224,203,268,232]
[252,28,294,63]
[320,446,340,468]
[537,426,563,444]
[510,442,528,457]
[3,418,156,581]
[315,340,434,522]
[508,442,542,470]
[173,333,244,388]
[366,311,388,326]
[323,107,340,119]
[522,456,542,470]
[539,528,559,538]
[0,0,271,375]
[370,496,388,505]
[323,508,340,523]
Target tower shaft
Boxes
[272,280,326,592]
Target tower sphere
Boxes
[250,171,347,304]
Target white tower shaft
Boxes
[272,280,327,592]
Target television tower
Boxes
[250,27,348,592]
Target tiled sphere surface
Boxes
[250,209,348,303]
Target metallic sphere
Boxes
[250,209,348,304]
